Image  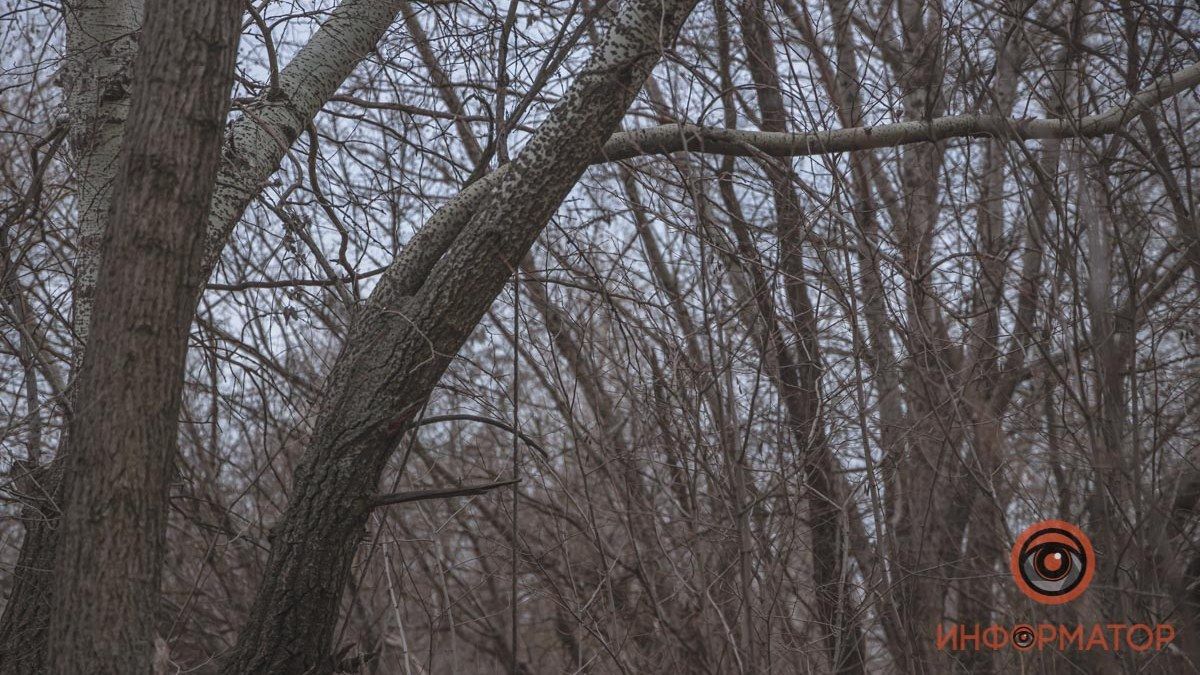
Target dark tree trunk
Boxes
[0,463,61,673]
[43,1,242,671]
[219,0,699,670]
[0,2,413,668]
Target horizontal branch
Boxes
[398,413,550,459]
[370,479,519,508]
[598,61,1200,161]
[206,266,389,291]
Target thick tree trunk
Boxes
[3,2,1195,671]
[44,0,242,671]
[219,0,699,669]
[0,2,142,663]
[63,0,144,360]
[0,1,411,667]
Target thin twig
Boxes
[370,479,520,508]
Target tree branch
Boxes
[398,414,550,459]
[598,61,1200,161]
[203,0,409,271]
[370,479,519,508]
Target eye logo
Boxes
[1010,519,1094,605]
[1011,625,1036,650]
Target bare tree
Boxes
[2,0,1200,672]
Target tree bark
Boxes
[45,0,242,671]
[62,0,144,361]
[0,1,412,666]
[219,0,699,669]
[0,4,142,662]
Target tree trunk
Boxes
[736,0,865,669]
[0,1,411,667]
[219,0,699,669]
[45,0,242,670]
[0,2,142,663]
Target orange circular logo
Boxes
[1010,519,1094,605]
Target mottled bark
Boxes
[202,0,410,272]
[0,0,143,668]
[63,0,144,359]
[2,2,1196,670]
[220,0,699,670]
[45,0,242,671]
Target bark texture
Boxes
[63,0,144,358]
[2,3,1198,670]
[0,1,410,666]
[219,0,700,669]
[201,0,409,270]
[45,0,242,671]
[0,4,143,661]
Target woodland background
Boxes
[2,0,1200,672]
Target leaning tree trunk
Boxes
[219,0,700,669]
[44,0,242,671]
